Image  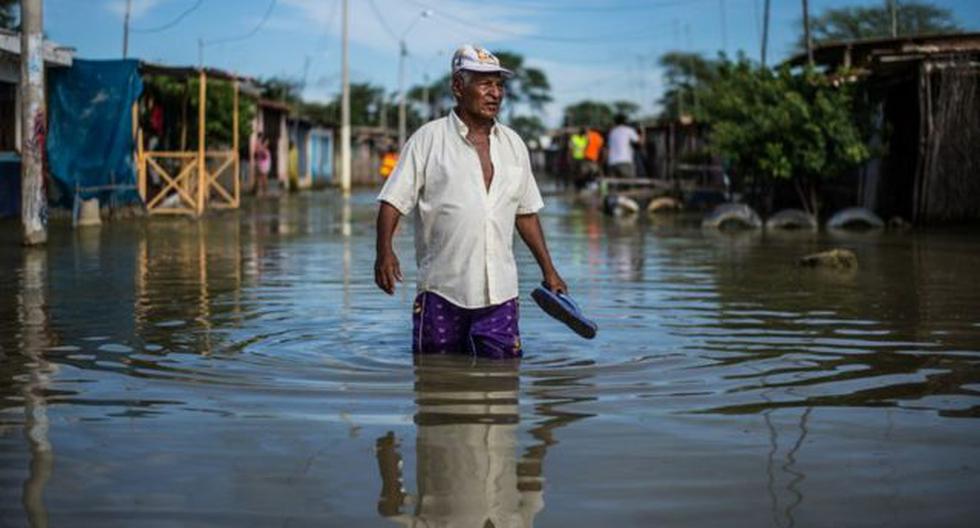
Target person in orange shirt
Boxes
[379,140,399,179]
[582,127,604,183]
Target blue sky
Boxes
[47,0,979,126]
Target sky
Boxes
[45,0,980,126]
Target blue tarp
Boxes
[47,59,143,206]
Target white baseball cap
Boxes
[451,44,513,77]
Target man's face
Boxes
[455,71,505,121]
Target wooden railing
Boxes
[135,71,240,217]
[137,149,239,215]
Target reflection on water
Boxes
[0,190,979,526]
[378,357,540,526]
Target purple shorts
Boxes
[412,291,522,359]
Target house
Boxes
[0,29,73,218]
[786,32,980,224]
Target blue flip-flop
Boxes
[531,284,598,339]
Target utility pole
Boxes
[761,0,770,66]
[397,10,432,149]
[802,0,814,67]
[20,0,46,246]
[889,0,898,38]
[123,0,132,58]
[340,0,351,195]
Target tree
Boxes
[143,75,255,150]
[612,100,640,120]
[509,115,546,143]
[562,100,616,129]
[696,59,873,216]
[803,1,960,46]
[495,51,552,118]
[407,50,553,124]
[261,76,304,105]
[658,51,721,119]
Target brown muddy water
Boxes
[1,189,979,527]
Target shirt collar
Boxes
[450,109,500,139]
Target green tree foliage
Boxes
[189,78,255,149]
[696,60,872,215]
[658,51,720,119]
[612,100,641,119]
[495,51,552,115]
[509,115,546,143]
[563,100,613,128]
[407,50,553,123]
[143,75,255,150]
[803,1,960,46]
[261,76,303,105]
[562,100,640,129]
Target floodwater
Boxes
[1,189,979,527]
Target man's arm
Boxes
[375,202,403,295]
[515,213,567,293]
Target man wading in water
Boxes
[374,44,567,358]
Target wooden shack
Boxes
[787,33,980,224]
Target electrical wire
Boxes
[404,0,674,44]
[130,0,204,33]
[203,0,278,46]
[366,0,401,45]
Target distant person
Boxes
[583,126,604,182]
[569,128,588,188]
[378,140,399,180]
[374,44,567,358]
[254,133,271,196]
[288,140,299,190]
[606,114,640,178]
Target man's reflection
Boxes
[376,356,543,527]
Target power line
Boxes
[131,0,204,34]
[489,0,722,14]
[366,0,400,45]
[203,0,278,46]
[405,0,673,44]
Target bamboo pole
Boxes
[197,70,207,215]
[137,127,145,202]
[133,102,144,202]
[233,79,240,207]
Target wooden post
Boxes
[197,69,206,215]
[233,79,240,207]
[137,127,145,202]
[132,101,143,201]
[20,0,46,245]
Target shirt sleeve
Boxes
[629,128,640,142]
[517,141,544,215]
[377,134,424,215]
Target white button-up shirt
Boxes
[378,110,544,309]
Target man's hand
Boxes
[516,213,568,295]
[375,202,404,295]
[375,250,402,295]
[543,271,568,294]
